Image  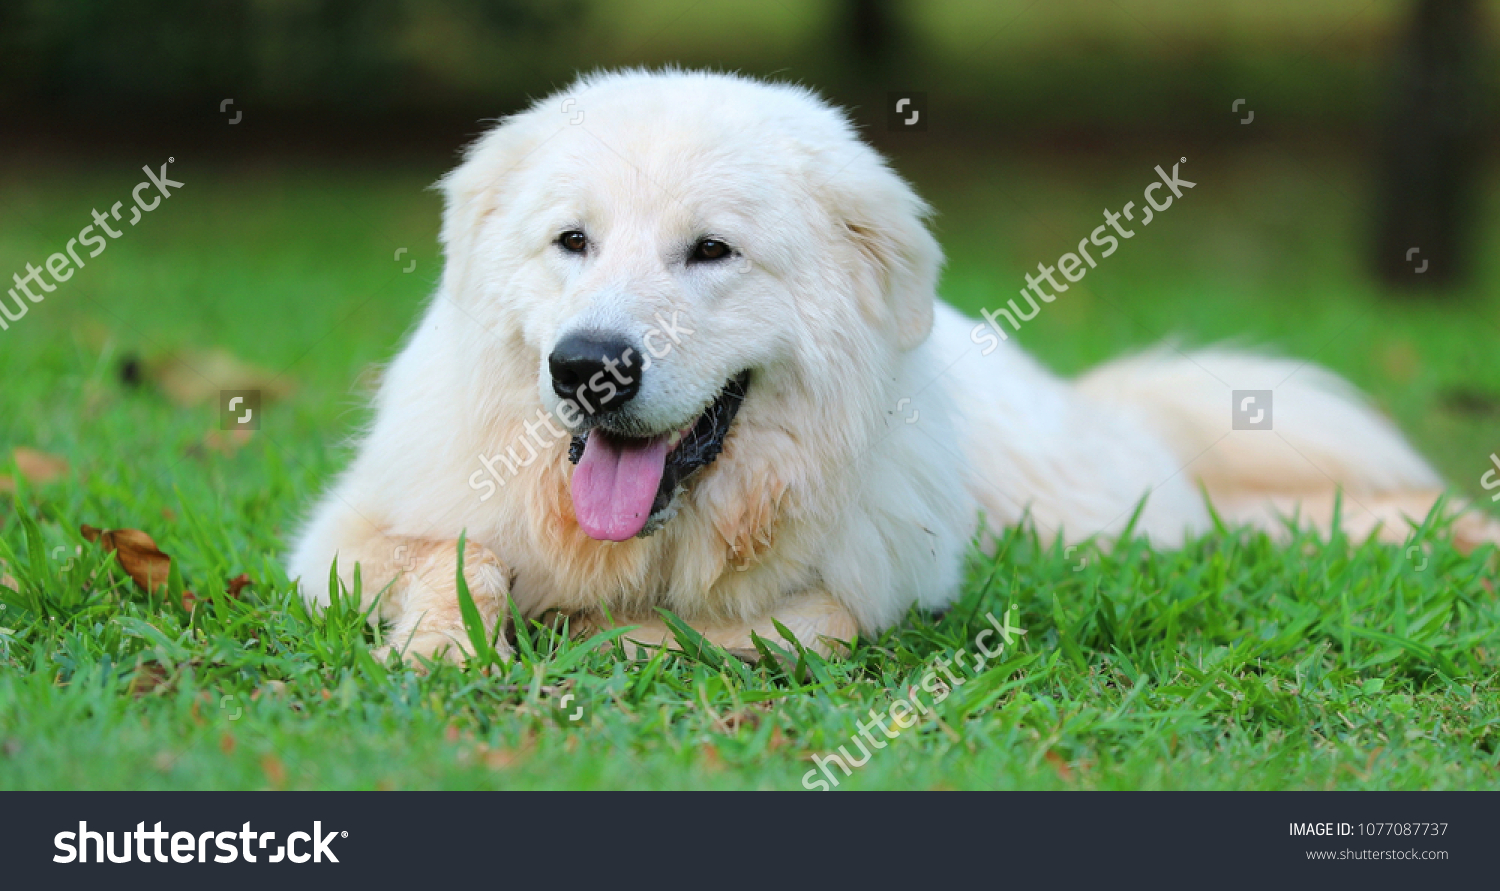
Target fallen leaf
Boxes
[260,753,287,788]
[137,347,294,407]
[182,573,249,611]
[1044,750,1074,782]
[81,524,173,593]
[225,573,251,598]
[11,447,69,484]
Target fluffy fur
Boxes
[287,69,1499,662]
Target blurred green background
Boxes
[2,0,1499,521]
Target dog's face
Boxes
[513,125,804,542]
[440,72,943,543]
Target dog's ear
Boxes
[436,119,537,298]
[825,158,943,352]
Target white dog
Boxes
[288,69,1498,662]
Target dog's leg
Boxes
[293,515,513,665]
[1216,490,1500,552]
[374,538,514,665]
[575,590,859,661]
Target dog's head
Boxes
[438,70,942,542]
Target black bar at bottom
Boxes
[1,791,1488,889]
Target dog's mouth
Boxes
[566,371,750,541]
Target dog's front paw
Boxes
[378,539,515,669]
[373,628,511,668]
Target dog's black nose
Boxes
[549,333,641,412]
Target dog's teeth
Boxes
[667,431,682,448]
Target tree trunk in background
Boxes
[1373,0,1485,290]
[845,0,896,78]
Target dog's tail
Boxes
[1074,345,1500,549]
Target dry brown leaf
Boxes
[143,347,294,407]
[12,447,69,484]
[183,573,251,611]
[81,524,173,593]
[260,753,288,788]
[0,558,15,592]
[1044,750,1074,782]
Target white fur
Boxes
[287,69,1488,650]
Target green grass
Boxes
[1,147,1498,789]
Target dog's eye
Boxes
[558,231,588,254]
[690,238,731,262]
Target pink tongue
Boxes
[571,432,671,541]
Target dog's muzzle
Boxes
[566,371,750,541]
